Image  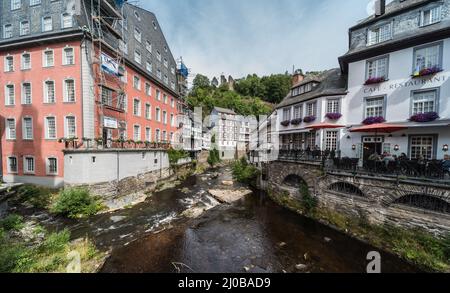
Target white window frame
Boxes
[145,103,151,120]
[7,156,18,174]
[133,75,141,90]
[61,13,73,29]
[420,6,442,27]
[156,107,161,122]
[411,89,438,115]
[413,42,442,73]
[133,124,141,141]
[133,98,141,116]
[45,116,57,139]
[134,50,141,64]
[20,20,30,36]
[326,98,340,114]
[64,116,77,138]
[22,116,33,140]
[4,55,14,72]
[134,28,141,43]
[364,96,385,118]
[42,16,53,32]
[46,157,58,175]
[43,49,54,67]
[145,82,151,95]
[11,0,21,10]
[367,22,392,46]
[366,56,389,80]
[145,127,151,142]
[63,46,75,65]
[21,82,32,105]
[410,135,435,160]
[43,80,56,103]
[63,78,76,103]
[30,0,41,6]
[5,84,15,106]
[3,24,13,39]
[23,156,35,175]
[146,41,152,53]
[6,118,16,140]
[21,52,31,70]
[146,61,153,72]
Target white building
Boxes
[339,0,450,161]
[249,111,279,165]
[209,107,239,160]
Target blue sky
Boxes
[141,0,385,81]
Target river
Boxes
[5,166,420,273]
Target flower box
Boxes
[412,66,442,78]
[325,113,342,120]
[290,118,302,125]
[409,112,439,123]
[364,77,386,85]
[303,116,316,123]
[281,120,291,127]
[362,116,385,125]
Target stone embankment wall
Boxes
[266,161,450,236]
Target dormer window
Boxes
[367,23,392,46]
[291,82,318,96]
[420,6,441,27]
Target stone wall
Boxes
[266,161,450,236]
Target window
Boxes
[146,61,153,72]
[45,116,56,139]
[133,125,141,141]
[3,24,13,39]
[146,41,152,53]
[119,40,128,54]
[5,56,14,72]
[44,80,55,103]
[413,43,441,73]
[163,111,167,125]
[325,131,338,151]
[134,28,141,43]
[43,50,54,67]
[162,131,167,141]
[65,116,76,138]
[133,99,141,116]
[30,0,41,6]
[6,118,16,139]
[367,23,392,45]
[155,129,160,142]
[63,47,74,65]
[156,51,161,61]
[145,83,151,95]
[163,94,168,104]
[163,58,168,68]
[101,86,113,106]
[367,56,388,80]
[118,94,127,112]
[164,75,168,84]
[420,6,441,27]
[8,157,18,173]
[171,67,175,75]
[133,76,141,90]
[134,11,141,21]
[20,21,30,36]
[5,84,15,105]
[306,102,317,117]
[22,117,33,140]
[410,135,434,160]
[11,0,21,10]
[282,108,291,121]
[145,127,151,141]
[170,113,174,126]
[156,89,161,101]
[47,158,58,175]
[293,105,303,119]
[42,16,53,32]
[171,98,174,108]
[61,13,73,29]
[24,157,35,174]
[326,99,340,114]
[145,103,151,119]
[119,121,127,140]
[155,107,161,122]
[134,50,141,64]
[412,90,437,115]
[64,79,75,102]
[365,97,384,118]
[22,82,32,104]
[157,69,162,79]
[21,53,31,70]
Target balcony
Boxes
[278,149,450,184]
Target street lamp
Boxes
[352,144,357,151]
[443,144,449,152]
[394,145,400,152]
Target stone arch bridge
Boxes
[266,161,450,235]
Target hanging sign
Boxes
[104,116,118,129]
[101,53,119,76]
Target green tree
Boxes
[192,74,211,92]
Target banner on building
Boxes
[104,116,118,129]
[101,53,119,76]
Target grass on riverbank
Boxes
[231,157,260,186]
[0,214,105,273]
[268,189,450,272]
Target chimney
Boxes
[375,0,386,17]
[292,69,305,86]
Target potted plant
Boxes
[290,118,302,125]
[364,76,386,85]
[303,116,316,123]
[325,113,342,120]
[281,120,291,127]
[409,112,439,123]
[412,66,442,78]
[362,116,385,125]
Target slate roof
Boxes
[276,69,347,109]
[213,107,237,115]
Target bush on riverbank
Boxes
[51,188,104,219]
[231,157,260,186]
[16,184,56,209]
[0,214,25,231]
[207,148,221,167]
[300,184,318,213]
[267,188,450,272]
[168,148,190,167]
[0,218,103,273]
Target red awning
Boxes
[306,122,345,130]
[350,123,408,133]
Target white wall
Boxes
[64,150,169,185]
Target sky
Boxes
[140,0,389,83]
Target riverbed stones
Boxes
[222,180,234,186]
[295,264,308,271]
[208,188,252,204]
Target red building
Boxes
[0,1,182,187]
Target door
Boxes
[103,128,113,148]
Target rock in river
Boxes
[208,188,252,204]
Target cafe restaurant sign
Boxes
[104,116,118,129]
[363,75,447,94]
